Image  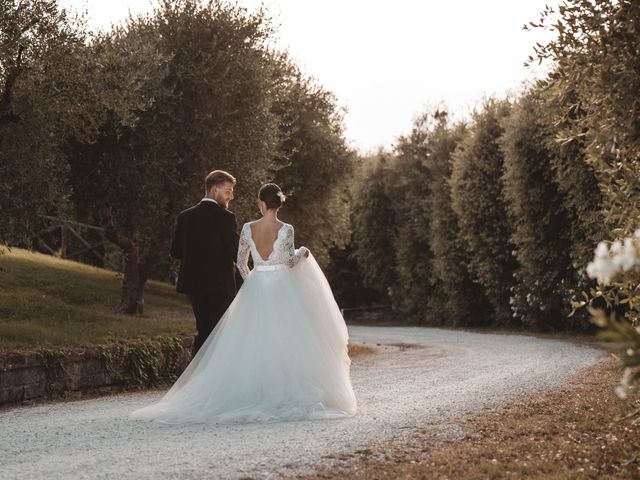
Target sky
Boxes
[60,0,558,153]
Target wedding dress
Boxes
[131,222,356,423]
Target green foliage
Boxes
[349,111,490,325]
[591,309,640,402]
[533,0,640,236]
[424,112,492,326]
[501,92,578,330]
[0,0,85,245]
[270,62,356,265]
[543,87,605,275]
[100,336,186,387]
[324,243,383,308]
[31,336,186,398]
[388,128,434,319]
[1,0,354,313]
[66,0,281,313]
[450,99,518,326]
[37,349,67,395]
[531,0,640,398]
[343,1,635,335]
[350,153,397,298]
[326,152,392,309]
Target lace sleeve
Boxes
[237,223,251,280]
[282,224,308,268]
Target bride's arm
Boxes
[237,224,251,280]
[283,225,309,268]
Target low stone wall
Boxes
[0,336,194,406]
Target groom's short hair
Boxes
[205,170,236,191]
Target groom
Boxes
[171,170,239,357]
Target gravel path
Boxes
[0,326,604,479]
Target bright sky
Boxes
[60,0,557,153]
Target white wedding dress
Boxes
[131,222,356,424]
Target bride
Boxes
[131,183,357,423]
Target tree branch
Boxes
[0,45,25,125]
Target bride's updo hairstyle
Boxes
[259,183,286,210]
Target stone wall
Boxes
[0,336,193,406]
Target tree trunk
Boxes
[0,45,23,125]
[117,249,146,314]
[103,207,146,315]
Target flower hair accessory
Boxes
[277,191,286,202]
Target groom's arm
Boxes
[170,216,183,260]
[221,212,239,261]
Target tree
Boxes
[387,125,435,321]
[350,153,397,299]
[532,1,640,400]
[67,0,280,313]
[501,91,577,330]
[450,99,518,326]
[0,0,85,245]
[270,60,356,266]
[532,0,640,236]
[324,242,383,309]
[542,86,605,278]
[423,111,492,326]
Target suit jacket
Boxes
[171,200,239,297]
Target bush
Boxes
[425,112,492,326]
[388,126,436,320]
[501,92,578,330]
[350,154,397,299]
[450,99,517,326]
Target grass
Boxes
[0,248,194,351]
[297,362,640,479]
[0,248,374,358]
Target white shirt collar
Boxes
[201,197,218,204]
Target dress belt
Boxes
[254,264,288,272]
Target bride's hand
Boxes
[304,248,310,258]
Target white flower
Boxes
[587,241,617,284]
[586,235,640,284]
[618,238,638,271]
[277,191,286,202]
[595,242,609,258]
[586,256,617,284]
[610,240,623,255]
[614,368,633,400]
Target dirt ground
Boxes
[297,362,640,480]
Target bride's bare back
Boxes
[249,219,284,260]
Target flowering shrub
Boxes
[586,234,640,285]
[530,0,640,403]
[581,231,640,400]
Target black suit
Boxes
[171,200,239,356]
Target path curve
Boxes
[0,326,604,479]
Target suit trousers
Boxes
[189,293,233,357]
